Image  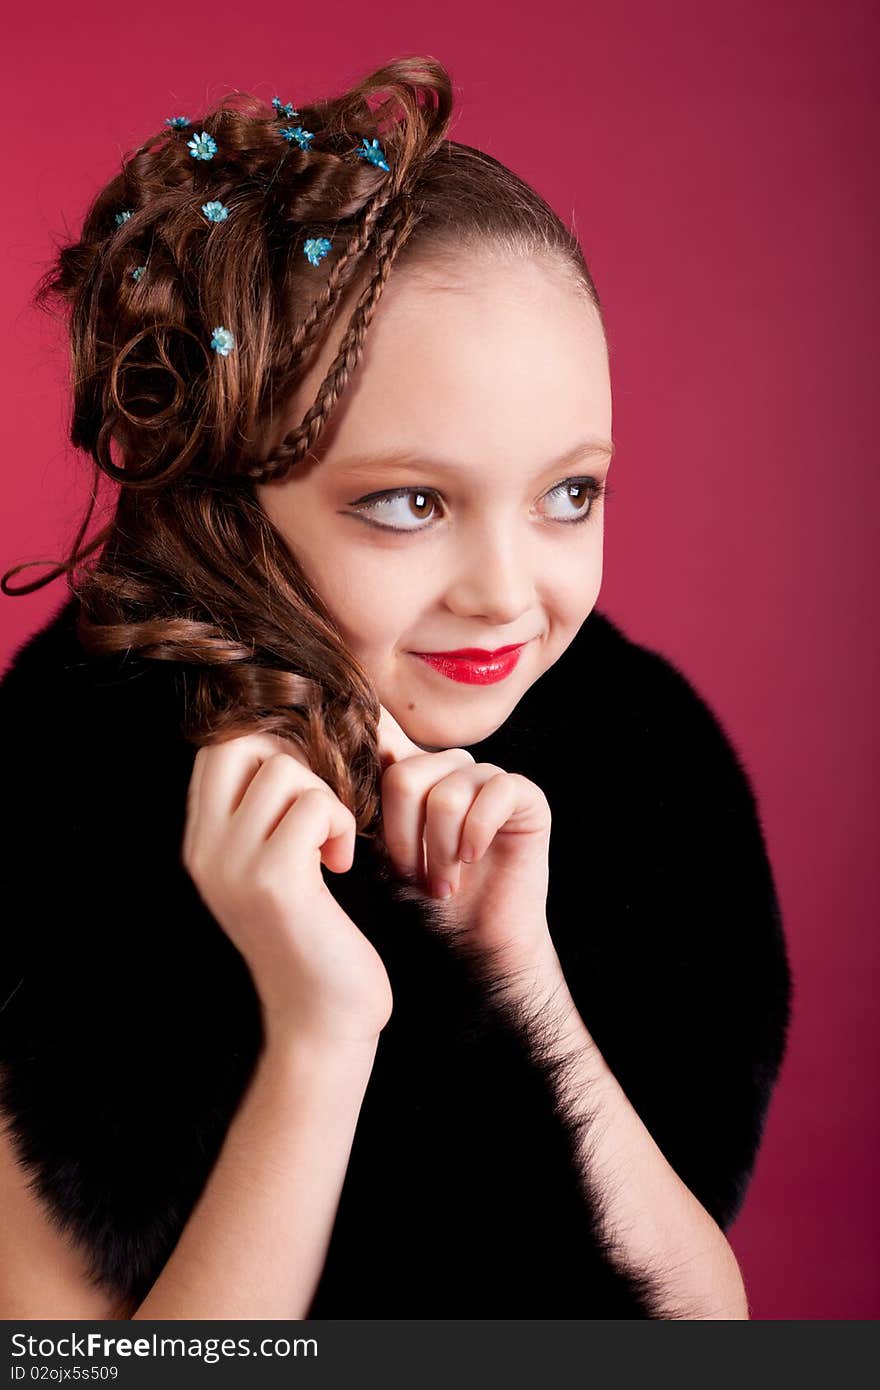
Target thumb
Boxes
[377,703,424,770]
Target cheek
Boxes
[546,542,603,619]
[258,492,422,650]
[317,553,419,652]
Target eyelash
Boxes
[346,476,610,534]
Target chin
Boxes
[404,725,454,753]
[408,716,501,754]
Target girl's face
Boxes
[255,255,613,752]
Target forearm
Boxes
[500,945,749,1320]
[132,1030,378,1320]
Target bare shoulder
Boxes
[0,1110,122,1319]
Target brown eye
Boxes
[347,488,443,532]
[566,483,590,514]
[407,491,435,521]
[541,477,606,524]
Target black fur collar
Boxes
[0,595,792,1317]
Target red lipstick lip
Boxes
[411,644,527,686]
[411,642,527,659]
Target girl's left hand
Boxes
[375,704,556,982]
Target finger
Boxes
[195,732,316,844]
[422,764,504,897]
[228,751,346,864]
[182,744,209,863]
[377,702,424,770]
[457,772,549,866]
[380,748,474,879]
[259,785,357,882]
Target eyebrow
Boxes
[329,436,615,480]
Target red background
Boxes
[2,0,877,1321]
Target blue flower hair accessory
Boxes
[303,237,332,266]
[114,209,133,226]
[210,326,235,356]
[134,96,395,359]
[187,131,218,161]
[355,137,390,172]
[279,126,314,150]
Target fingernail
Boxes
[433,878,454,900]
[460,843,475,863]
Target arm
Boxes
[132,1026,378,1320]
[498,946,749,1320]
[1,653,391,1320]
[0,1026,378,1321]
[487,651,792,1317]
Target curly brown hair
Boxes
[1,54,604,839]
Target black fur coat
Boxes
[0,594,793,1317]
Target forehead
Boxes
[323,265,611,467]
[269,256,611,470]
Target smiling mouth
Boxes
[409,642,528,686]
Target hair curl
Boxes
[1,53,604,838]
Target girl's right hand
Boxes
[181,732,393,1049]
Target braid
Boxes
[248,193,418,484]
[285,180,409,375]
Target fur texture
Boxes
[0,596,793,1317]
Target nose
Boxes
[443,519,536,627]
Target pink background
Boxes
[2,1,877,1321]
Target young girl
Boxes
[0,55,792,1320]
